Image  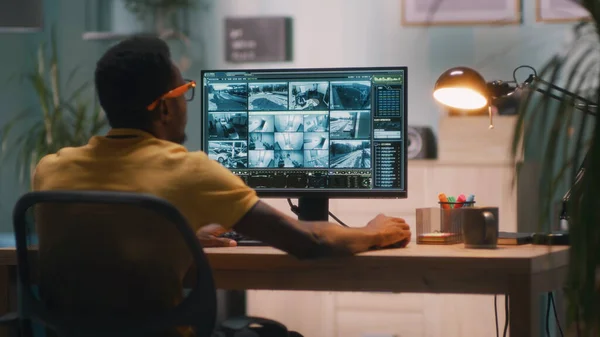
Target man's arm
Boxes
[233,200,410,259]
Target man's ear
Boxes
[158,100,173,123]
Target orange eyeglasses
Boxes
[147,79,196,111]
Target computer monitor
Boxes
[200,67,407,221]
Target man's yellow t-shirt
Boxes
[33,128,259,230]
[32,128,259,336]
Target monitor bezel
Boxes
[199,66,408,199]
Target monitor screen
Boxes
[200,67,407,198]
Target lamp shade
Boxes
[433,67,489,110]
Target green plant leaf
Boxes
[1,33,108,187]
[512,1,600,333]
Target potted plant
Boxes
[0,30,108,186]
[121,0,206,72]
[512,1,600,335]
[122,0,196,34]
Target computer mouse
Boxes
[386,239,409,249]
[370,239,409,250]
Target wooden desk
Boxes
[0,244,568,337]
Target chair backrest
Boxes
[13,190,217,337]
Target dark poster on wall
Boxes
[0,0,43,32]
[225,17,292,63]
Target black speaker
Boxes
[407,126,437,159]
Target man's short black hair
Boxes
[95,35,176,128]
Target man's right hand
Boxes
[233,201,413,259]
[365,214,412,248]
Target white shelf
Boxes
[82,31,138,41]
[82,30,180,41]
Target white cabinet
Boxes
[251,160,516,337]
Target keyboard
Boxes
[219,231,268,246]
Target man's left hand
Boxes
[196,224,237,247]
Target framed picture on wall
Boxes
[536,0,590,22]
[401,0,522,26]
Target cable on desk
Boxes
[328,211,349,227]
[494,295,499,337]
[546,292,564,337]
[503,295,509,337]
[546,293,552,336]
[287,198,349,227]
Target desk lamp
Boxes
[433,65,598,244]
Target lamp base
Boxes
[532,231,569,246]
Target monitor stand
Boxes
[297,196,329,221]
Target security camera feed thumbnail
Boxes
[208,83,248,111]
[330,81,371,110]
[274,151,303,168]
[248,150,275,168]
[248,114,274,132]
[274,114,304,132]
[248,83,288,111]
[330,111,371,139]
[304,132,329,150]
[249,133,274,150]
[274,132,303,150]
[330,140,371,169]
[207,113,248,140]
[290,82,330,110]
[304,150,328,168]
[208,141,248,169]
[304,113,329,132]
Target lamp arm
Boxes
[521,74,595,229]
[525,75,597,116]
[559,150,588,230]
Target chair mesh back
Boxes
[18,196,210,337]
[37,202,192,316]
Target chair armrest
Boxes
[216,316,289,336]
[0,312,19,325]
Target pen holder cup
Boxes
[416,202,475,245]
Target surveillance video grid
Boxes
[208,141,248,169]
[248,114,275,133]
[208,83,248,112]
[204,75,389,174]
[274,150,304,168]
[303,132,329,150]
[330,111,371,139]
[249,132,275,150]
[330,140,371,169]
[304,150,329,168]
[289,82,330,110]
[274,114,304,132]
[248,83,289,111]
[303,113,329,132]
[274,132,304,150]
[207,112,248,140]
[330,81,371,110]
[249,150,275,168]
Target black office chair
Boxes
[12,190,302,337]
[13,190,218,337]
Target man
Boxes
[32,34,411,336]
[34,35,411,257]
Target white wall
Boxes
[182,0,574,151]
